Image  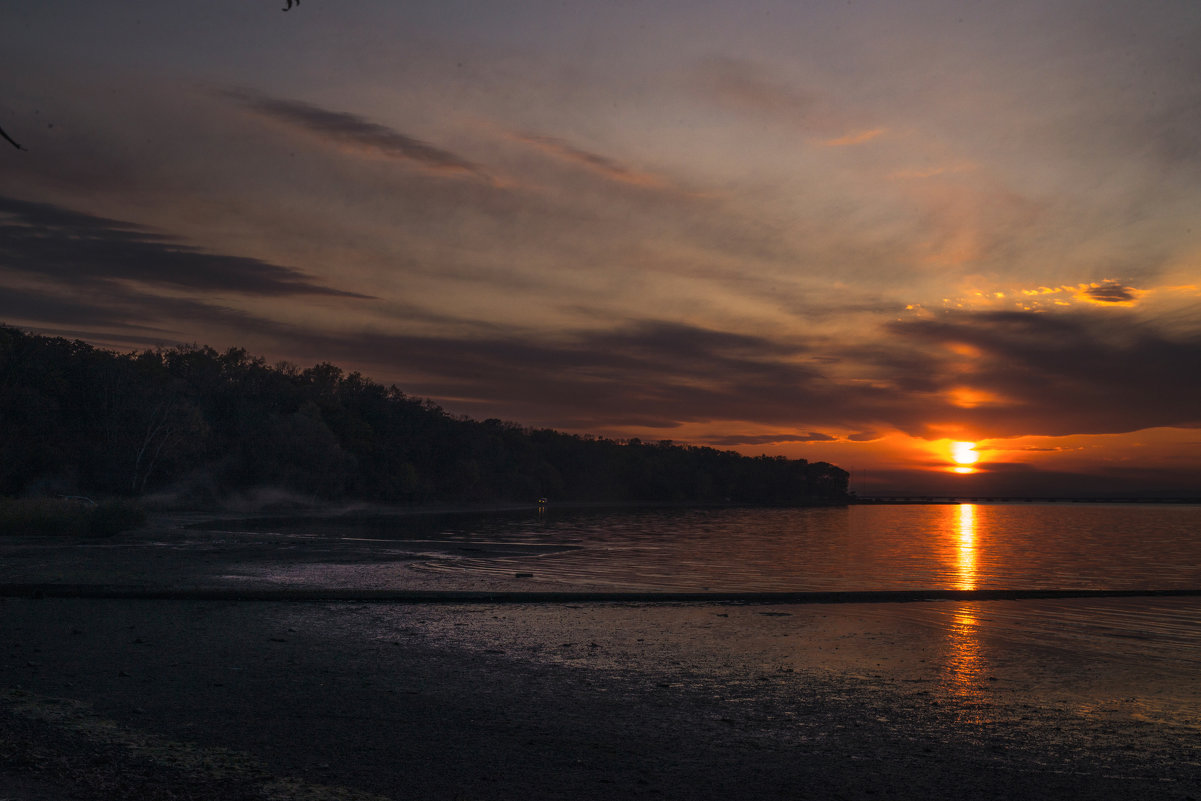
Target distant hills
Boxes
[0,326,849,507]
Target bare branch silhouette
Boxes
[0,123,25,151]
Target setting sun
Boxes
[951,441,980,466]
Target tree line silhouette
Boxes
[0,326,849,507]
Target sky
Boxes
[3,0,1201,495]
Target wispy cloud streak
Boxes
[225,90,490,180]
[704,432,837,446]
[0,195,369,298]
[510,131,668,188]
[822,128,885,147]
[692,57,879,141]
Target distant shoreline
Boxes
[2,584,1200,604]
[852,495,1201,504]
[165,497,852,528]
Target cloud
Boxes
[889,163,977,180]
[691,57,875,139]
[821,128,886,147]
[882,309,1201,438]
[693,57,819,121]
[0,285,163,331]
[12,218,1198,451]
[703,432,837,446]
[508,131,668,188]
[1,280,306,345]
[1078,281,1140,305]
[190,317,887,433]
[0,195,370,298]
[224,89,490,181]
[291,309,1201,444]
[1012,280,1145,310]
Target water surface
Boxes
[236,503,1201,592]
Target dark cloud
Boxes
[12,246,1198,454]
[0,285,159,331]
[0,195,370,298]
[883,310,1201,438]
[180,308,1201,444]
[1081,281,1138,304]
[703,432,836,446]
[225,90,489,180]
[139,306,1180,446]
[250,319,912,435]
[0,281,293,348]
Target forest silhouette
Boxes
[0,326,849,507]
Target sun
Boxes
[951,441,979,466]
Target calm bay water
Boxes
[225,503,1201,725]
[253,502,1201,592]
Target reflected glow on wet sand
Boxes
[355,594,1201,732]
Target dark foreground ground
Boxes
[2,596,1199,801]
[0,521,1198,800]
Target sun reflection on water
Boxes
[955,503,977,591]
[942,506,989,713]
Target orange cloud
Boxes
[947,387,1006,409]
[889,163,977,180]
[1015,280,1145,308]
[822,128,886,147]
[945,342,984,358]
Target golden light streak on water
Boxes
[956,503,977,591]
[941,507,988,711]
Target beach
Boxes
[1,516,1199,800]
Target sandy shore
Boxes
[1,516,1198,800]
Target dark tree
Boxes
[0,326,850,507]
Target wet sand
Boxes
[1,517,1199,799]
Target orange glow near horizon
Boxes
[599,426,1199,492]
